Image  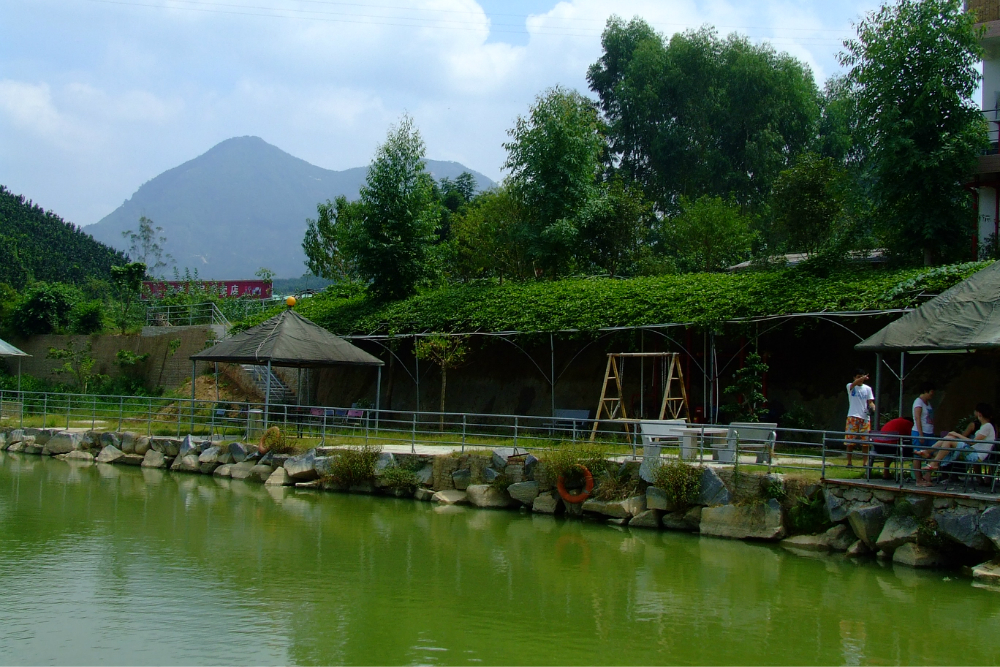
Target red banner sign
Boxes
[142,280,273,299]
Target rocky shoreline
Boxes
[3,426,1000,584]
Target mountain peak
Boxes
[85,138,493,279]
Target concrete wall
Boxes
[4,326,215,391]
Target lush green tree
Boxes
[587,18,820,212]
[46,340,104,393]
[577,177,653,277]
[0,186,127,289]
[842,0,986,265]
[662,196,754,273]
[69,300,105,334]
[414,334,468,430]
[10,282,79,335]
[770,154,851,253]
[504,87,605,277]
[448,185,532,283]
[110,262,147,334]
[816,75,856,164]
[302,196,364,283]
[356,116,440,300]
[122,216,173,277]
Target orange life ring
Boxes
[557,464,594,504]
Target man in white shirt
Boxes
[845,368,875,467]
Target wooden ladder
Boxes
[659,354,689,420]
[591,355,630,440]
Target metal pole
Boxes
[42,394,47,429]
[462,414,466,453]
[414,335,420,414]
[550,333,556,419]
[375,366,382,433]
[898,352,905,420]
[264,360,272,429]
[411,412,416,454]
[640,330,644,420]
[874,353,882,430]
[190,361,197,432]
[16,357,21,394]
[118,395,123,432]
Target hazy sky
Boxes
[1,0,879,227]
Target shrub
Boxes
[70,300,105,334]
[10,282,79,335]
[488,471,513,493]
[652,459,702,508]
[787,495,829,534]
[592,465,640,501]
[544,445,610,488]
[329,445,382,486]
[379,466,419,491]
[259,426,295,454]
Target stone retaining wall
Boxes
[3,426,999,582]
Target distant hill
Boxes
[85,136,494,279]
[0,185,127,289]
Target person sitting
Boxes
[919,403,996,487]
[870,417,913,480]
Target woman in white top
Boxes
[921,403,996,486]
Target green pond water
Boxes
[1,452,999,666]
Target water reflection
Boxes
[0,452,998,665]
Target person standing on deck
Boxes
[845,368,876,467]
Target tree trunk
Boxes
[439,366,447,431]
[923,247,934,266]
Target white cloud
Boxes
[0,0,873,225]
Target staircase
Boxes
[241,364,295,405]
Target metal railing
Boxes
[145,302,231,329]
[1,388,998,495]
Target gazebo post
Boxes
[264,360,272,429]
[375,366,382,433]
[874,353,882,430]
[190,360,196,433]
[17,357,21,395]
[898,352,905,419]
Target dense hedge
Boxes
[0,185,127,288]
[240,261,991,336]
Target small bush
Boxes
[11,282,79,335]
[259,426,295,454]
[652,459,702,508]
[489,471,513,492]
[70,300,105,334]
[329,445,382,486]
[379,466,419,491]
[593,465,639,501]
[787,495,829,534]
[544,445,610,487]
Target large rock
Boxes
[646,486,673,511]
[228,442,249,462]
[629,509,661,529]
[452,469,472,491]
[901,495,933,518]
[376,452,396,471]
[59,450,95,464]
[177,435,203,458]
[781,534,830,551]
[214,464,233,478]
[23,438,43,455]
[432,490,469,505]
[892,543,946,568]
[133,436,151,456]
[491,448,517,470]
[935,509,992,551]
[846,540,872,557]
[826,523,856,551]
[264,467,293,486]
[979,506,1000,551]
[523,453,539,478]
[198,446,222,465]
[229,461,257,480]
[876,515,920,551]
[284,450,318,481]
[700,499,785,540]
[171,454,201,472]
[507,481,539,506]
[582,496,646,519]
[414,487,435,501]
[415,464,433,487]
[466,484,516,508]
[484,467,500,483]
[141,450,167,469]
[531,491,561,514]
[824,488,849,523]
[8,429,25,444]
[250,464,274,483]
[847,505,887,549]
[150,437,174,455]
[96,445,125,464]
[45,431,83,455]
[972,561,1000,583]
[120,431,138,453]
[697,467,730,506]
[504,464,525,484]
[119,454,144,466]
[313,456,335,478]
